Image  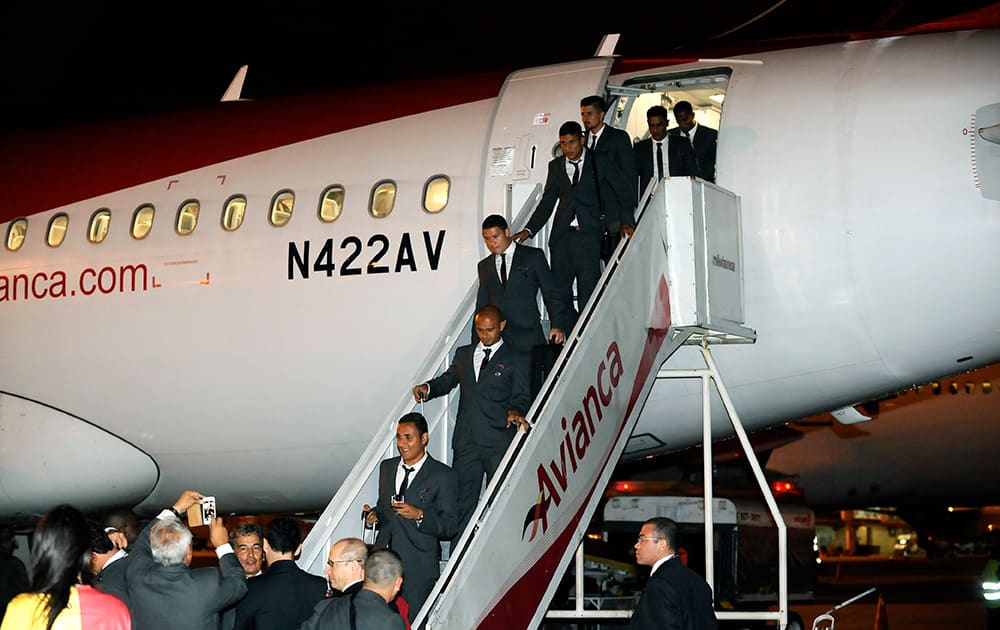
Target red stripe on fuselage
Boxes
[0,72,507,224]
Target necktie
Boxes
[570,160,580,186]
[499,253,507,285]
[590,135,597,150]
[656,141,664,179]
[398,465,414,499]
[479,347,492,379]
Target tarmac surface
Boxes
[794,555,989,629]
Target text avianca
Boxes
[523,341,623,542]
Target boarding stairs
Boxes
[299,175,756,628]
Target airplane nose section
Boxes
[0,393,158,519]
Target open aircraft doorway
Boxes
[611,68,731,159]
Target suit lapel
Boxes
[409,455,436,492]
[557,155,571,186]
[508,245,527,284]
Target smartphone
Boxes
[186,496,217,527]
[391,494,403,505]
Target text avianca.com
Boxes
[1,263,153,303]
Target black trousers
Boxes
[451,442,506,543]
[550,230,601,332]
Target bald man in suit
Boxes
[414,305,530,545]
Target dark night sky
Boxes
[1,2,997,135]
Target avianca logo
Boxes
[522,341,624,542]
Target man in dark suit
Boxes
[324,537,367,598]
[512,121,635,326]
[581,94,638,251]
[414,305,530,540]
[581,95,638,210]
[90,524,130,606]
[634,105,702,196]
[362,413,458,622]
[478,214,566,351]
[299,548,406,630]
[477,213,566,396]
[631,517,717,630]
[231,516,326,630]
[670,100,718,183]
[125,490,247,630]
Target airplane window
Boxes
[423,176,450,213]
[269,190,295,227]
[47,213,69,248]
[176,200,200,236]
[222,195,247,231]
[5,218,27,252]
[319,185,344,222]
[370,180,396,218]
[131,204,155,240]
[88,209,111,243]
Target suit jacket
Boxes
[231,559,326,630]
[426,342,530,451]
[373,455,457,612]
[94,551,130,607]
[633,136,700,195]
[524,149,634,246]
[630,557,718,630]
[591,125,638,215]
[299,588,405,630]
[475,244,566,351]
[668,125,718,183]
[125,516,247,630]
[331,579,363,598]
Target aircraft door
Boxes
[480,57,613,245]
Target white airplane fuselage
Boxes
[1,30,998,519]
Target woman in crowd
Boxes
[1,505,130,629]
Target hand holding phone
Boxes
[187,496,217,527]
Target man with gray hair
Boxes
[230,521,265,578]
[300,548,405,630]
[125,489,247,630]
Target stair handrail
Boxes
[416,176,663,626]
[298,184,544,573]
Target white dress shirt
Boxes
[651,137,669,181]
[651,553,675,575]
[683,123,699,144]
[495,240,516,281]
[564,149,588,227]
[473,338,504,382]
[587,125,606,150]
[394,452,427,496]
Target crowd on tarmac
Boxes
[0,98,721,629]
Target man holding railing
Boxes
[413,305,530,544]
